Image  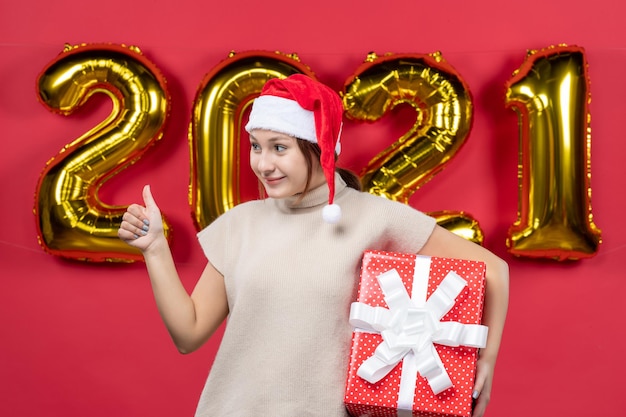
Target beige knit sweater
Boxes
[195,174,436,416]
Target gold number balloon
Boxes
[505,45,602,260]
[429,210,484,244]
[189,50,315,230]
[35,43,171,262]
[343,52,483,244]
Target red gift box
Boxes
[344,250,487,417]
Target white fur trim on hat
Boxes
[245,96,316,142]
[245,95,342,155]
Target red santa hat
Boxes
[245,74,343,223]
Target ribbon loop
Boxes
[378,269,413,309]
[425,271,467,319]
[357,355,398,383]
[376,339,410,364]
[349,302,392,332]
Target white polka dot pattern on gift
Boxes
[344,250,486,417]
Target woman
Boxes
[118,74,508,417]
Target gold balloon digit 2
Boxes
[35,43,171,262]
[343,52,484,245]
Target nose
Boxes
[255,150,275,174]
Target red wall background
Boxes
[1,1,625,416]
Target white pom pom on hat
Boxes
[322,203,342,224]
[245,74,344,223]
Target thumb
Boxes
[472,369,485,401]
[142,184,158,210]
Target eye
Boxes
[250,142,261,152]
[275,144,287,152]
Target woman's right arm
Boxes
[119,185,229,354]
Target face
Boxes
[249,129,326,199]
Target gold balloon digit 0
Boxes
[35,43,171,262]
[189,50,315,230]
[505,45,601,260]
[343,52,483,244]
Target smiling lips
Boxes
[263,176,285,185]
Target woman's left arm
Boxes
[419,225,509,417]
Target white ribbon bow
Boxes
[349,265,488,397]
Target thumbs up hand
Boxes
[118,185,166,252]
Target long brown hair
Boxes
[295,139,362,201]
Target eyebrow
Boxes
[249,134,295,143]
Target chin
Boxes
[264,187,301,199]
[263,188,287,199]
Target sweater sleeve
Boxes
[355,191,437,253]
[196,205,243,276]
[387,199,437,253]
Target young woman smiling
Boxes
[118,74,508,417]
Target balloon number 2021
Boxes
[34,43,601,263]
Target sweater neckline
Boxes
[275,173,347,210]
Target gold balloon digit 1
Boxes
[505,45,601,260]
[35,43,171,262]
[343,52,484,244]
[189,50,315,230]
